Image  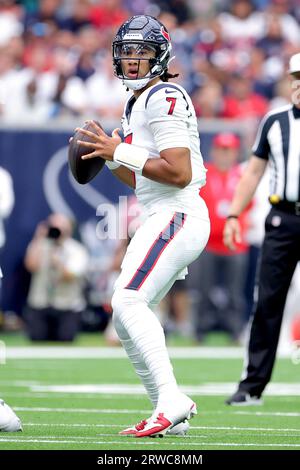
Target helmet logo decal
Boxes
[161,26,170,41]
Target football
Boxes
[0,399,22,432]
[68,120,106,184]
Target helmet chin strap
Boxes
[122,76,152,91]
[122,62,163,91]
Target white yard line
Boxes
[2,433,300,440]
[23,423,300,432]
[14,407,151,414]
[235,411,300,417]
[28,382,300,397]
[12,406,300,418]
[25,423,123,427]
[0,437,299,448]
[4,346,292,359]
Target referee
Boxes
[223,52,300,405]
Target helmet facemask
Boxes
[113,41,171,90]
[112,16,172,91]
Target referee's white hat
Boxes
[288,53,300,74]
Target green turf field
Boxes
[0,335,300,450]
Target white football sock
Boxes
[113,314,158,407]
[112,289,179,399]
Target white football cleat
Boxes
[167,420,190,436]
[0,400,22,432]
[135,393,197,438]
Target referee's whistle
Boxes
[269,194,280,204]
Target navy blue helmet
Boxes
[112,15,172,90]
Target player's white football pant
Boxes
[0,400,22,432]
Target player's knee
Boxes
[111,288,145,317]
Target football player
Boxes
[76,15,210,437]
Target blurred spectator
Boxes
[217,0,265,45]
[74,26,101,81]
[58,0,91,33]
[192,79,224,118]
[90,0,129,30]
[256,13,287,59]
[153,0,193,24]
[0,0,23,47]
[23,0,62,36]
[1,45,86,121]
[0,0,295,126]
[266,0,300,46]
[221,71,268,119]
[24,213,88,341]
[269,74,291,109]
[194,133,251,342]
[85,51,128,119]
[246,48,277,100]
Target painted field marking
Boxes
[28,382,300,397]
[13,407,151,414]
[12,406,300,418]
[23,422,300,433]
[0,437,299,448]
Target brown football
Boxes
[68,120,106,184]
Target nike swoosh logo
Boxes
[165,89,176,94]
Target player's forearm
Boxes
[111,166,135,188]
[228,156,267,216]
[142,158,191,188]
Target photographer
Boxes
[24,213,88,341]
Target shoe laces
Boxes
[135,419,147,431]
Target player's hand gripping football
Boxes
[223,217,242,251]
[75,120,122,161]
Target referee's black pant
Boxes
[238,207,300,397]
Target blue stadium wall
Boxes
[0,127,133,313]
[0,127,216,313]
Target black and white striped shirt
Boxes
[252,104,300,202]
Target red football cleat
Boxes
[135,394,197,438]
[135,412,172,438]
[119,419,148,435]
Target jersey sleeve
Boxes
[252,114,272,160]
[145,86,191,152]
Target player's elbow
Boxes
[173,170,192,188]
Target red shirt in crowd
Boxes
[201,163,251,255]
[221,93,268,119]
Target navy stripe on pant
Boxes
[126,212,186,291]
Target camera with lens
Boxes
[46,226,62,240]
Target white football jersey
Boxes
[121,81,209,219]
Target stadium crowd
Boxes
[0,0,299,123]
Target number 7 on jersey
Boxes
[166,97,177,115]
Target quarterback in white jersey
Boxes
[77,15,210,438]
[121,81,208,218]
